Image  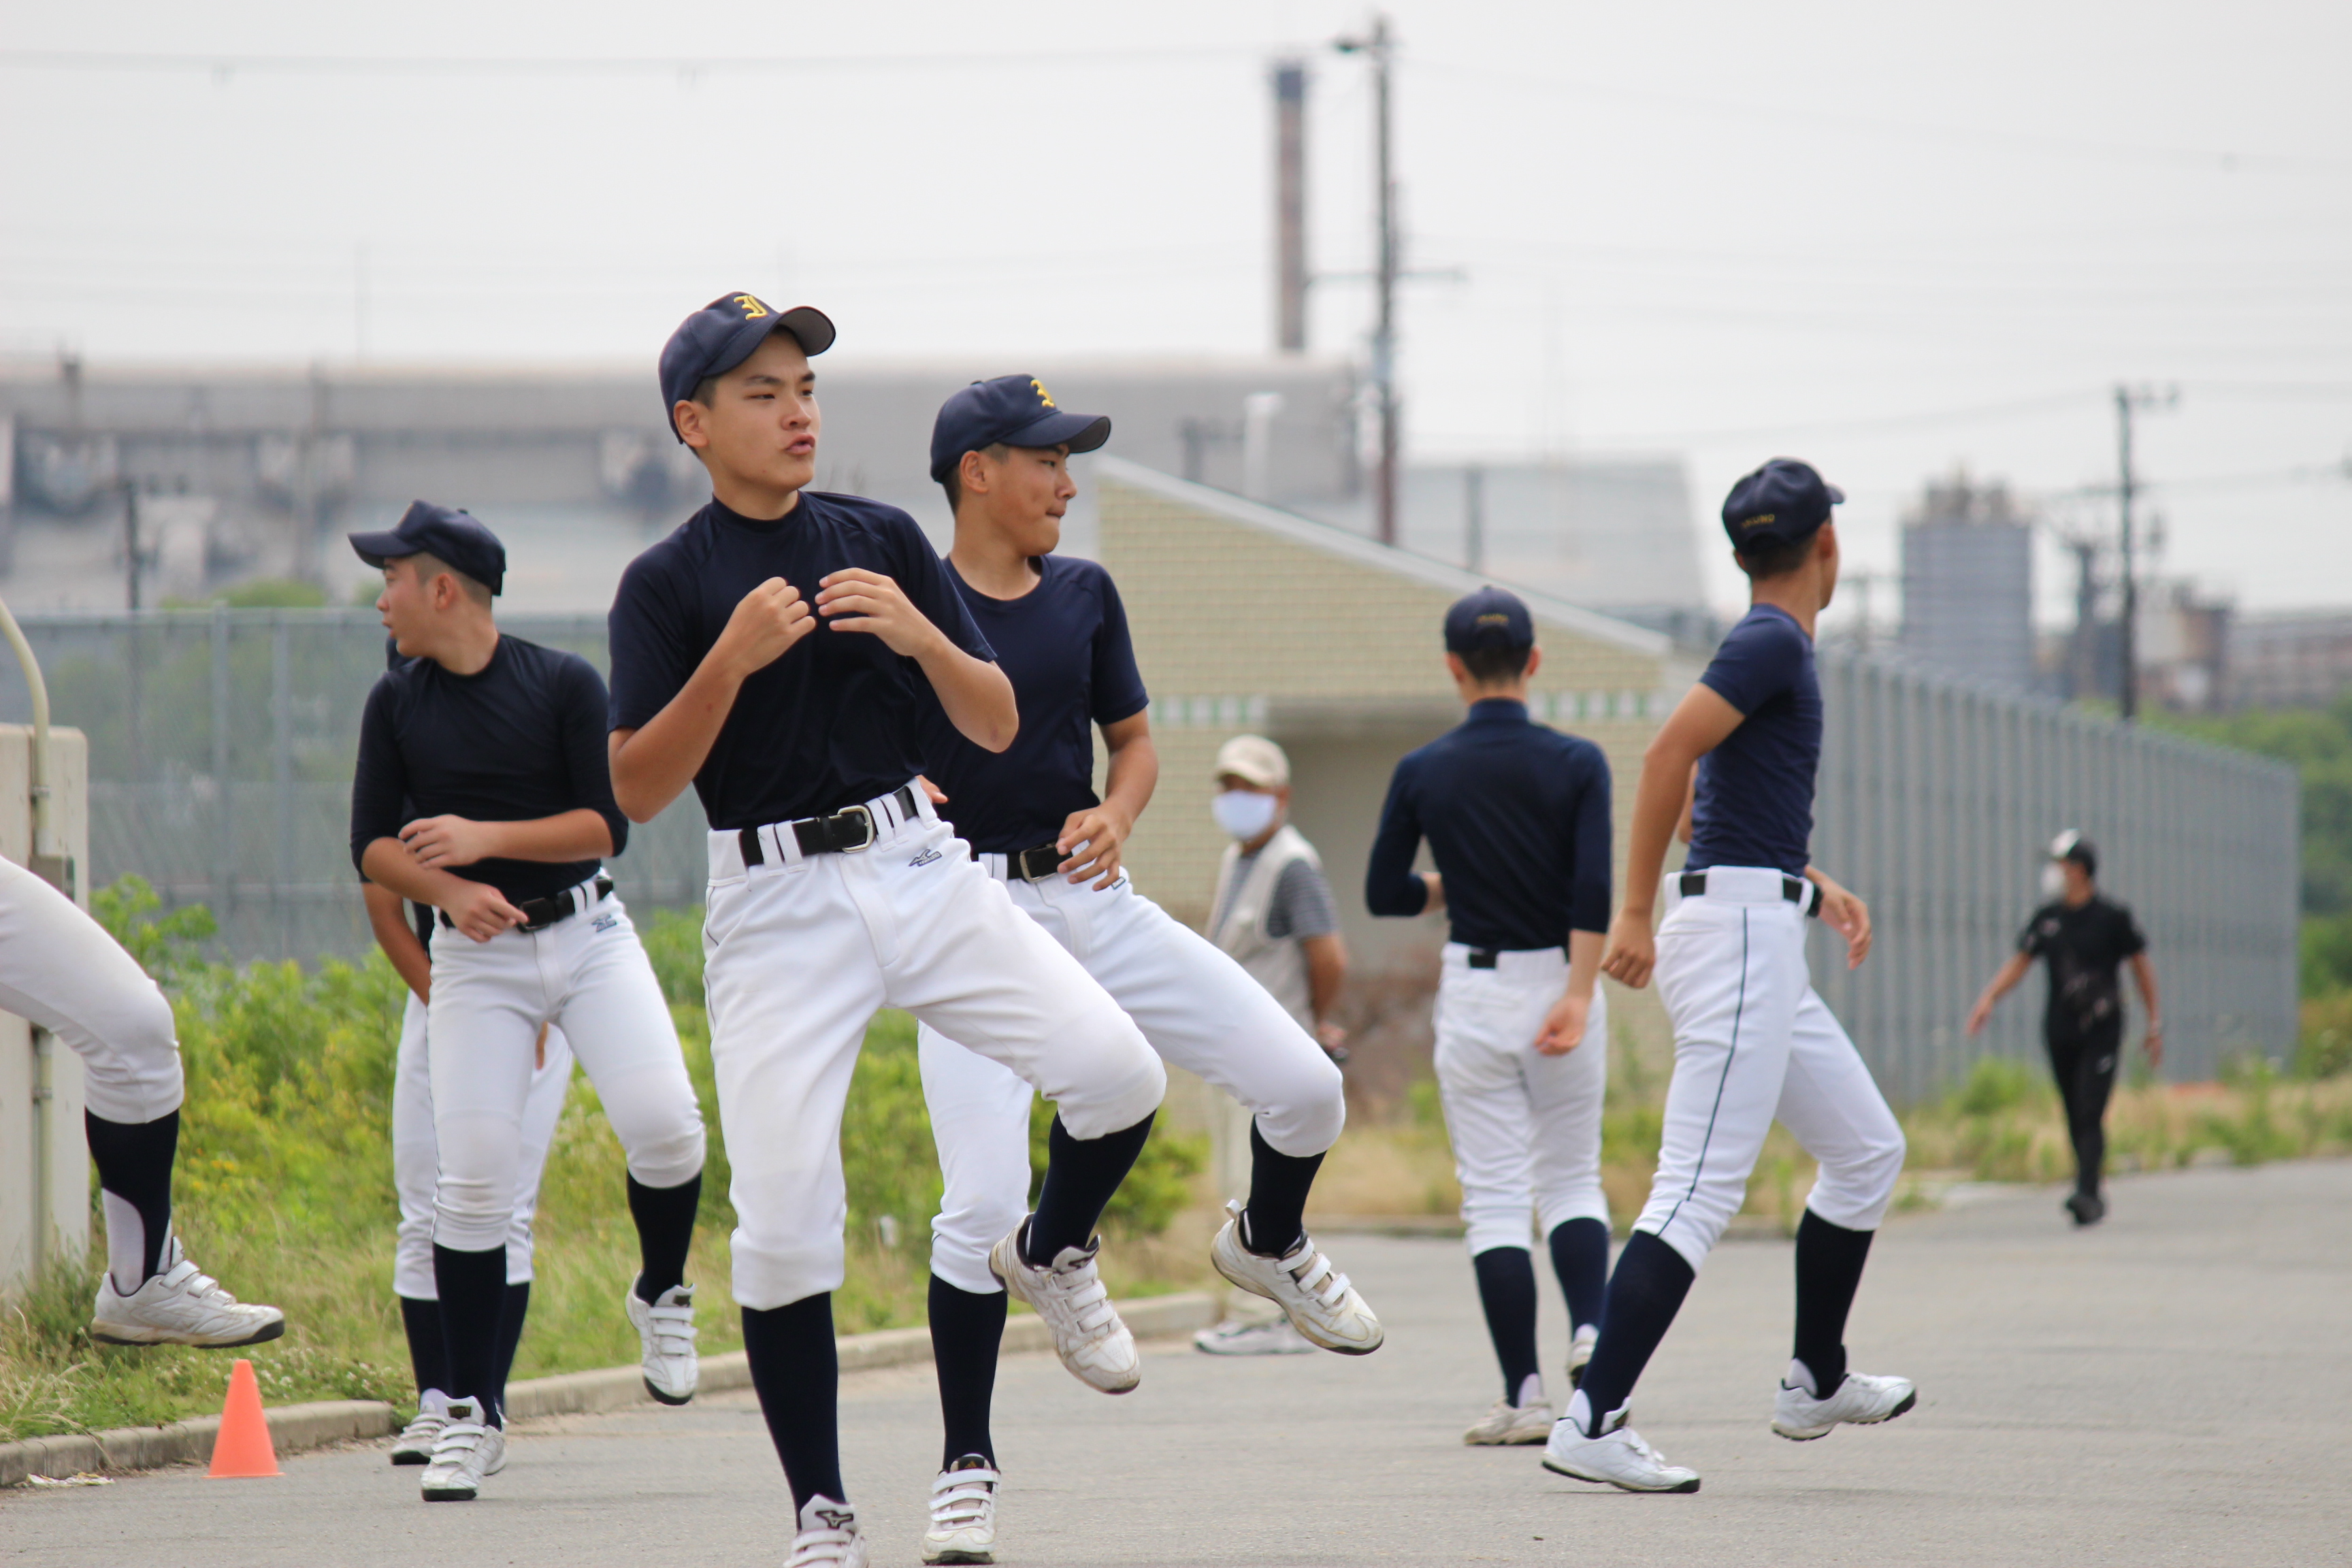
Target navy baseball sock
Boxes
[399,1294,451,1401]
[1241,1122,1324,1257]
[1547,1216,1612,1335]
[1024,1111,1156,1266]
[1573,1230,1695,1435]
[742,1293,843,1511]
[627,1170,702,1302]
[491,1281,532,1415]
[84,1109,178,1290]
[432,1243,510,1426]
[1790,1210,1874,1397]
[1471,1245,1542,1403]
[928,1273,1007,1468]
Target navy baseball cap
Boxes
[1443,586,1535,653]
[1721,458,1844,552]
[348,502,507,596]
[930,375,1111,483]
[659,291,837,440]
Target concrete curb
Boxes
[0,1400,397,1490]
[2,1290,1221,1485]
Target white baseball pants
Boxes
[425,881,705,1255]
[1635,867,1906,1271]
[0,855,182,1125]
[916,866,1346,1296]
[1431,944,1612,1258]
[391,991,576,1298]
[702,788,1166,1311]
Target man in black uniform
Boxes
[1967,830,2162,1226]
[1366,587,1615,1446]
[350,502,708,1501]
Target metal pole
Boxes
[212,604,232,924]
[272,615,293,956]
[1273,61,1309,354]
[124,483,142,612]
[1463,464,1484,573]
[1371,16,1397,546]
[2115,385,2137,721]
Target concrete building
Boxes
[1899,473,2034,691]
[2226,609,2351,710]
[0,353,1363,613]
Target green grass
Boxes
[0,882,1202,1443]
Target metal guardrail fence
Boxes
[0,610,2302,1094]
[1808,653,2298,1096]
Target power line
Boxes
[0,45,1259,78]
[1411,57,2352,177]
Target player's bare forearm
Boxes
[1058,717,1156,887]
[610,666,745,821]
[1535,932,1606,1056]
[1567,928,1603,1002]
[1803,865,1873,968]
[1603,689,1741,986]
[362,881,433,1001]
[361,838,525,941]
[400,808,612,869]
[2129,953,2163,1061]
[922,645,1017,753]
[1304,932,1348,1024]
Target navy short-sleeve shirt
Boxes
[607,492,994,830]
[1686,604,1820,877]
[915,555,1148,854]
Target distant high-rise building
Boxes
[1900,473,2034,691]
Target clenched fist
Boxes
[715,578,815,679]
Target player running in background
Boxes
[606,299,1167,1568]
[351,503,708,1503]
[1366,587,1614,1448]
[909,376,1379,1565]
[361,879,577,1463]
[1545,460,1913,1494]
[1967,830,2161,1226]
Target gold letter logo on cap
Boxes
[1031,378,1056,408]
[734,295,769,318]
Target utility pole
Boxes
[123,483,142,611]
[1271,61,1309,354]
[1336,15,1398,546]
[1463,464,1484,573]
[2112,382,2178,721]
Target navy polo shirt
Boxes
[1686,603,1820,877]
[350,636,629,904]
[607,493,994,830]
[915,555,1148,854]
[1365,699,1614,951]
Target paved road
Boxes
[8,1160,2349,1566]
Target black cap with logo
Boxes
[1443,585,1535,653]
[1720,458,1844,553]
[348,502,508,596]
[930,375,1111,482]
[659,291,837,440]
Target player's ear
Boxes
[1443,652,1469,685]
[673,400,711,451]
[1524,645,1544,681]
[958,448,993,498]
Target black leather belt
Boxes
[1678,869,1821,917]
[740,785,920,867]
[441,875,612,933]
[1002,843,1063,881]
[1467,949,1499,969]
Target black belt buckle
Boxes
[1009,843,1062,881]
[1467,949,1499,969]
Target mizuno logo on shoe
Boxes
[815,1507,855,1529]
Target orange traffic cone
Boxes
[207,1358,280,1479]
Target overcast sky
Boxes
[5,0,2348,625]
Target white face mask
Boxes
[1213,789,1280,842]
[2040,863,2068,899]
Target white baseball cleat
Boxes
[1208,1201,1384,1355]
[922,1454,1000,1565]
[789,1494,870,1568]
[1192,1318,1317,1356]
[89,1237,286,1348]
[989,1221,1140,1394]
[389,1392,449,1465]
[1567,1324,1598,1390]
[625,1279,698,1405]
[1771,1366,1917,1440]
[418,1399,507,1501]
[1542,1405,1701,1492]
[1464,1390,1555,1446]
